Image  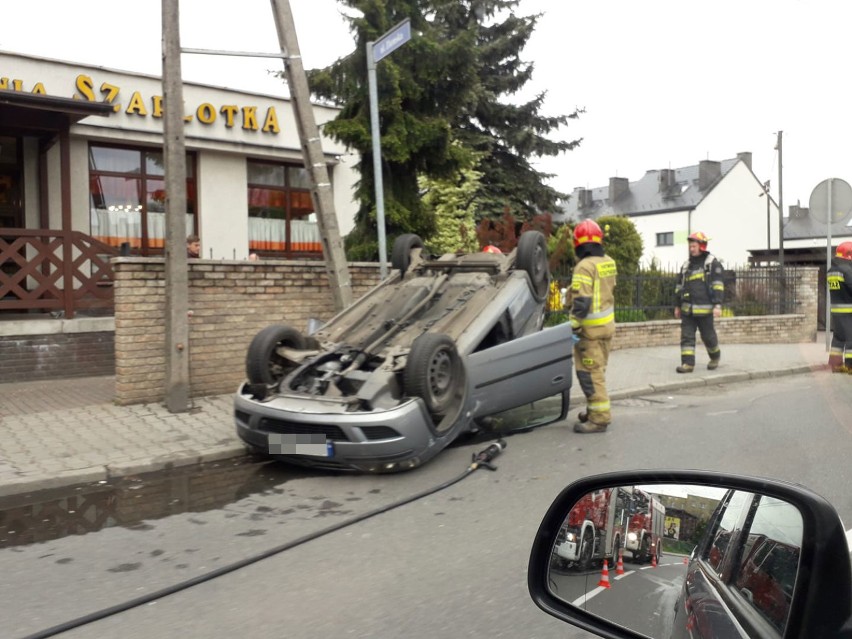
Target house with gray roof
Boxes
[764,202,852,262]
[557,152,781,267]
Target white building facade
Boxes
[0,52,358,262]
[558,154,781,268]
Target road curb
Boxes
[569,366,818,413]
[0,445,249,500]
[0,365,822,501]
[0,468,108,499]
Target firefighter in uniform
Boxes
[827,241,852,371]
[568,220,617,433]
[674,231,724,373]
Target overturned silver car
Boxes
[234,230,573,473]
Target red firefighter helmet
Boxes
[836,241,852,260]
[482,245,502,254]
[573,220,603,248]
[687,231,710,251]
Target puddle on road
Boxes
[0,457,318,549]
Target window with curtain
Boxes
[89,145,196,254]
[247,160,320,257]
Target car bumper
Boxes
[554,541,578,561]
[234,385,449,472]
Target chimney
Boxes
[658,169,675,194]
[789,204,809,219]
[577,188,593,209]
[736,152,752,170]
[698,160,721,191]
[609,177,629,202]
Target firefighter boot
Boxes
[676,364,694,373]
[707,357,720,370]
[828,354,844,373]
[573,420,608,433]
[577,411,589,423]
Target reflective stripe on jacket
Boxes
[828,259,852,308]
[675,252,724,316]
[569,255,617,339]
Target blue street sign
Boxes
[373,19,411,62]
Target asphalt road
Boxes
[3,373,851,639]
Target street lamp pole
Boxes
[763,179,771,252]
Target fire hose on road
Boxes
[21,439,508,639]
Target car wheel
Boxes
[245,325,307,385]
[578,529,594,572]
[391,233,423,274]
[404,332,466,429]
[516,230,549,302]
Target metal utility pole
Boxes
[162,0,190,412]
[776,131,785,269]
[827,179,833,351]
[366,19,412,279]
[366,44,387,279]
[270,0,352,310]
[776,131,786,312]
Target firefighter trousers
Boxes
[575,336,612,425]
[829,314,852,369]
[680,314,720,366]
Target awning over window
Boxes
[0,91,114,137]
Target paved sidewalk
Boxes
[0,337,830,498]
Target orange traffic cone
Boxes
[597,559,612,588]
[652,552,657,568]
[616,549,625,575]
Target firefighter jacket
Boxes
[827,257,852,341]
[569,254,617,339]
[675,252,724,316]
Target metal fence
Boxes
[549,265,798,323]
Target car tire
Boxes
[578,529,594,572]
[391,233,423,274]
[246,325,307,385]
[516,230,549,302]
[404,332,465,429]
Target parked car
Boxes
[528,470,852,639]
[234,231,573,473]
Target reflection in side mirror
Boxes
[544,484,804,639]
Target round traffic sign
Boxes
[808,178,852,224]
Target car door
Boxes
[465,321,572,418]
[672,489,754,639]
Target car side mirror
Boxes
[528,471,852,639]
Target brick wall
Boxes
[0,321,115,383]
[111,262,819,405]
[613,267,819,349]
[113,258,381,405]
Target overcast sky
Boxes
[4,0,850,215]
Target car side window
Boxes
[703,490,750,572]
[733,496,802,635]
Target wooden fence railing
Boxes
[0,229,118,318]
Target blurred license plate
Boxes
[268,433,332,457]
